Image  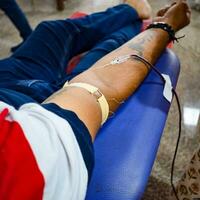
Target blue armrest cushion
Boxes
[86,49,180,200]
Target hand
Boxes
[156,2,176,17]
[155,0,191,32]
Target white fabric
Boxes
[0,102,88,200]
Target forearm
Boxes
[45,28,169,139]
[71,28,169,111]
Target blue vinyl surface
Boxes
[86,48,180,200]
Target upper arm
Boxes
[43,85,102,141]
[0,102,88,200]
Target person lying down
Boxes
[0,0,191,199]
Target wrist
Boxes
[153,16,178,32]
[146,21,178,42]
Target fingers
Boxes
[182,1,191,16]
[180,1,191,24]
[171,1,177,6]
[176,0,191,12]
[186,11,191,20]
[156,3,175,17]
[186,8,192,24]
[157,5,170,16]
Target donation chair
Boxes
[69,12,180,200]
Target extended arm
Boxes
[44,1,191,140]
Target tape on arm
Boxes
[63,82,109,125]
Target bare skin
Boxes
[44,0,191,141]
[124,0,152,19]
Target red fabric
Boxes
[67,54,83,74]
[70,11,87,19]
[0,109,45,200]
[142,19,152,31]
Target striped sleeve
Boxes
[0,102,88,200]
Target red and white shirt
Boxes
[0,102,88,200]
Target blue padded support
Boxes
[86,48,180,200]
